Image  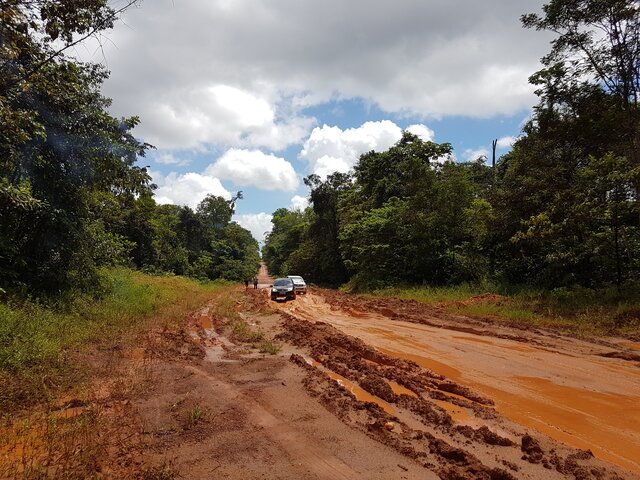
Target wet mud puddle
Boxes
[380,336,640,474]
[303,356,396,415]
[289,294,640,474]
[189,308,239,363]
[301,355,501,437]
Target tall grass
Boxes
[371,284,487,304]
[0,268,232,411]
[368,283,640,337]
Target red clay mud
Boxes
[274,288,640,478]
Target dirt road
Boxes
[84,274,639,479]
[272,289,640,477]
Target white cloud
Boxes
[463,148,490,162]
[496,136,517,149]
[98,80,314,150]
[289,195,309,211]
[154,152,190,166]
[152,171,231,210]
[79,0,551,151]
[234,212,273,244]
[406,124,435,141]
[300,120,434,177]
[206,149,299,191]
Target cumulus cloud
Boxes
[234,212,273,244]
[79,0,550,150]
[496,136,517,149]
[152,171,231,210]
[407,125,435,141]
[120,83,315,150]
[206,149,299,191]
[300,120,434,177]
[463,148,490,162]
[289,195,309,211]
[154,152,190,166]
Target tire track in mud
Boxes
[272,296,637,480]
[182,364,361,480]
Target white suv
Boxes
[287,275,307,294]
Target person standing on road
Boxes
[253,277,258,289]
[244,279,249,289]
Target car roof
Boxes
[288,275,304,279]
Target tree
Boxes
[0,60,151,292]
[522,0,640,178]
[303,172,351,286]
[522,0,640,109]
[489,0,640,288]
[340,134,480,287]
[262,208,310,277]
[0,0,149,293]
[197,195,234,230]
[210,223,261,281]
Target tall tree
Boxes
[0,0,149,292]
[491,0,640,288]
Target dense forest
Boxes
[2,0,639,299]
[0,0,260,295]
[264,0,640,292]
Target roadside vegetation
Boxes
[0,268,232,415]
[0,269,237,479]
[367,284,640,337]
[1,1,260,298]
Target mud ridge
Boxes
[290,354,516,480]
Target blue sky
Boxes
[80,0,552,242]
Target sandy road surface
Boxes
[273,290,640,476]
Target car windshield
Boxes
[273,278,292,286]
[289,276,304,282]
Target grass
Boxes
[368,283,640,337]
[212,294,280,353]
[371,284,487,304]
[135,463,180,480]
[0,268,236,479]
[183,405,208,430]
[0,268,230,376]
[258,340,280,355]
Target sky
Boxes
[79,0,553,244]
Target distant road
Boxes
[256,262,273,288]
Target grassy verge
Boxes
[0,268,236,479]
[368,284,640,337]
[211,294,280,354]
[0,267,231,413]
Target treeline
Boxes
[264,0,640,292]
[0,0,259,295]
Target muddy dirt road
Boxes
[69,277,639,479]
[272,289,640,477]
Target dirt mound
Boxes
[598,350,640,364]
[291,354,516,480]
